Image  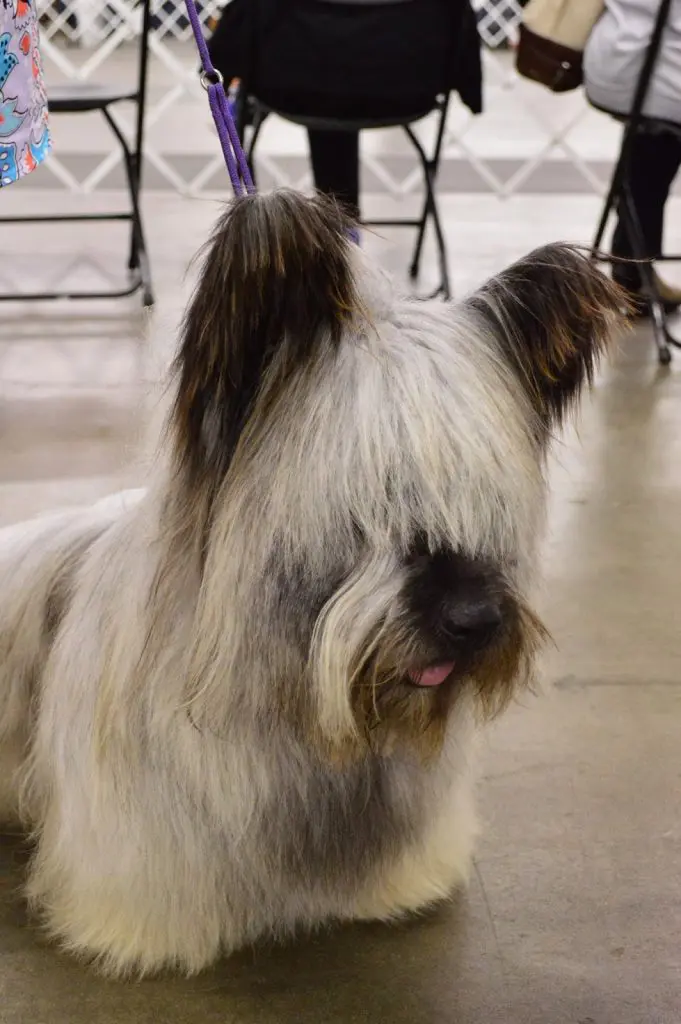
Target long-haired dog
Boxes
[0,191,622,977]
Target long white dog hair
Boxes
[0,191,622,977]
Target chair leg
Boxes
[620,184,677,364]
[103,109,155,308]
[127,152,141,273]
[126,161,154,308]
[592,163,624,258]
[591,120,643,261]
[404,123,451,300]
[409,97,449,283]
[424,164,451,300]
[109,119,142,274]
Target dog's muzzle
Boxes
[399,543,510,689]
[407,597,504,687]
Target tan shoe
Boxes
[654,273,681,307]
[613,271,681,317]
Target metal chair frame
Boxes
[243,93,453,300]
[591,0,679,364]
[0,0,154,307]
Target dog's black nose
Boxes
[442,598,503,646]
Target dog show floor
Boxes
[1,189,681,1024]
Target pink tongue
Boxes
[409,663,455,687]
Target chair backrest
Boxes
[244,0,472,107]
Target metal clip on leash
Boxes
[184,0,255,196]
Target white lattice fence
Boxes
[32,0,615,199]
[40,0,224,44]
[40,0,522,46]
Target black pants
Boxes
[612,127,681,286]
[258,91,438,220]
[308,130,360,217]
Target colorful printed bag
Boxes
[0,0,51,188]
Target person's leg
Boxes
[307,129,360,220]
[612,128,681,300]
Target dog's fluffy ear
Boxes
[171,189,359,482]
[466,243,625,428]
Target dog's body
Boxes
[0,192,621,976]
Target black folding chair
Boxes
[244,94,452,299]
[0,0,154,307]
[591,0,679,365]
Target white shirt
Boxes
[584,0,681,124]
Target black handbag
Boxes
[516,22,584,93]
[515,0,604,94]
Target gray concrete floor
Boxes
[1,190,681,1023]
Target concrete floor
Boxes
[1,189,681,1023]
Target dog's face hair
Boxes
[170,190,622,761]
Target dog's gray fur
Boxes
[0,191,622,976]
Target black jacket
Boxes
[208,0,483,116]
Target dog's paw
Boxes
[27,869,224,978]
[350,796,477,922]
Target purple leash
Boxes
[184,0,255,196]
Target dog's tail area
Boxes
[171,189,362,483]
[466,243,627,428]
